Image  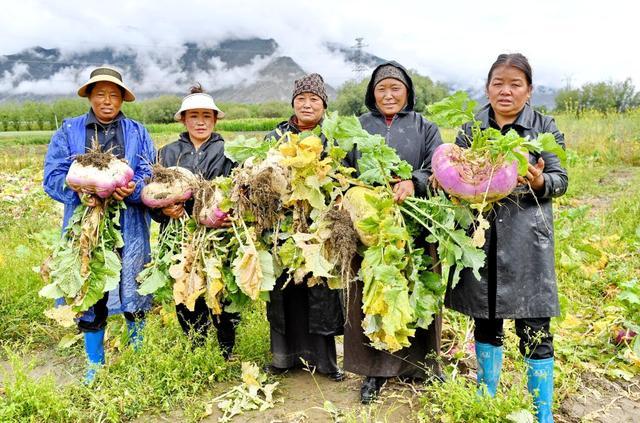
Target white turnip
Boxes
[66,150,133,198]
[142,166,195,209]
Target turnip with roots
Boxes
[141,165,195,209]
[66,141,134,199]
[427,91,566,205]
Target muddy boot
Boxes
[526,357,554,423]
[475,342,503,397]
[360,376,386,404]
[126,318,145,352]
[83,328,105,384]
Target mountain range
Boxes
[0,38,558,108]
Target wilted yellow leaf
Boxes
[560,313,583,330]
[232,245,276,300]
[44,305,77,328]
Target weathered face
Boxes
[374,78,408,118]
[293,92,325,127]
[182,108,216,144]
[486,65,532,124]
[89,81,124,123]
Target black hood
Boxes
[364,61,415,114]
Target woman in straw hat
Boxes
[150,83,239,359]
[43,66,156,383]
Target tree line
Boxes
[0,73,638,131]
[555,78,640,115]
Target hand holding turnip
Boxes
[162,203,186,219]
[112,181,136,201]
[429,174,442,191]
[392,180,414,204]
[517,158,545,191]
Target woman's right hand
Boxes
[429,174,443,191]
[162,203,185,219]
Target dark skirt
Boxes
[269,283,339,375]
[343,278,442,379]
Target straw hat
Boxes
[77,66,135,102]
[174,93,225,121]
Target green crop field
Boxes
[1,113,639,422]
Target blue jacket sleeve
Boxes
[125,125,156,205]
[43,125,79,205]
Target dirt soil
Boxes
[572,167,639,218]
[4,344,640,422]
[558,373,640,422]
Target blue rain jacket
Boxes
[43,113,156,320]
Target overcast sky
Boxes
[1,0,638,90]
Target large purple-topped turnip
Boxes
[142,165,195,208]
[432,143,521,204]
[426,92,566,205]
[66,150,134,198]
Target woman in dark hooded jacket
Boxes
[343,62,444,404]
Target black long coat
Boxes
[265,117,345,337]
[445,103,568,319]
[343,61,444,378]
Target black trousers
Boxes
[475,224,554,360]
[78,292,145,332]
[175,297,240,351]
[474,317,554,359]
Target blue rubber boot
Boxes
[525,357,554,423]
[126,318,145,351]
[83,328,105,384]
[475,341,503,397]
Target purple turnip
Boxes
[612,327,637,345]
[194,178,232,228]
[432,143,522,204]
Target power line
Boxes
[351,37,368,81]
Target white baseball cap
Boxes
[174,93,225,121]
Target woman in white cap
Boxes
[43,66,156,383]
[152,83,239,358]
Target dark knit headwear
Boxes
[372,64,409,89]
[291,73,328,108]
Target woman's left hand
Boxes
[392,179,414,203]
[113,181,136,201]
[517,158,545,191]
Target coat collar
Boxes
[178,131,223,149]
[85,108,124,127]
[476,102,534,130]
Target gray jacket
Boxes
[445,103,568,318]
